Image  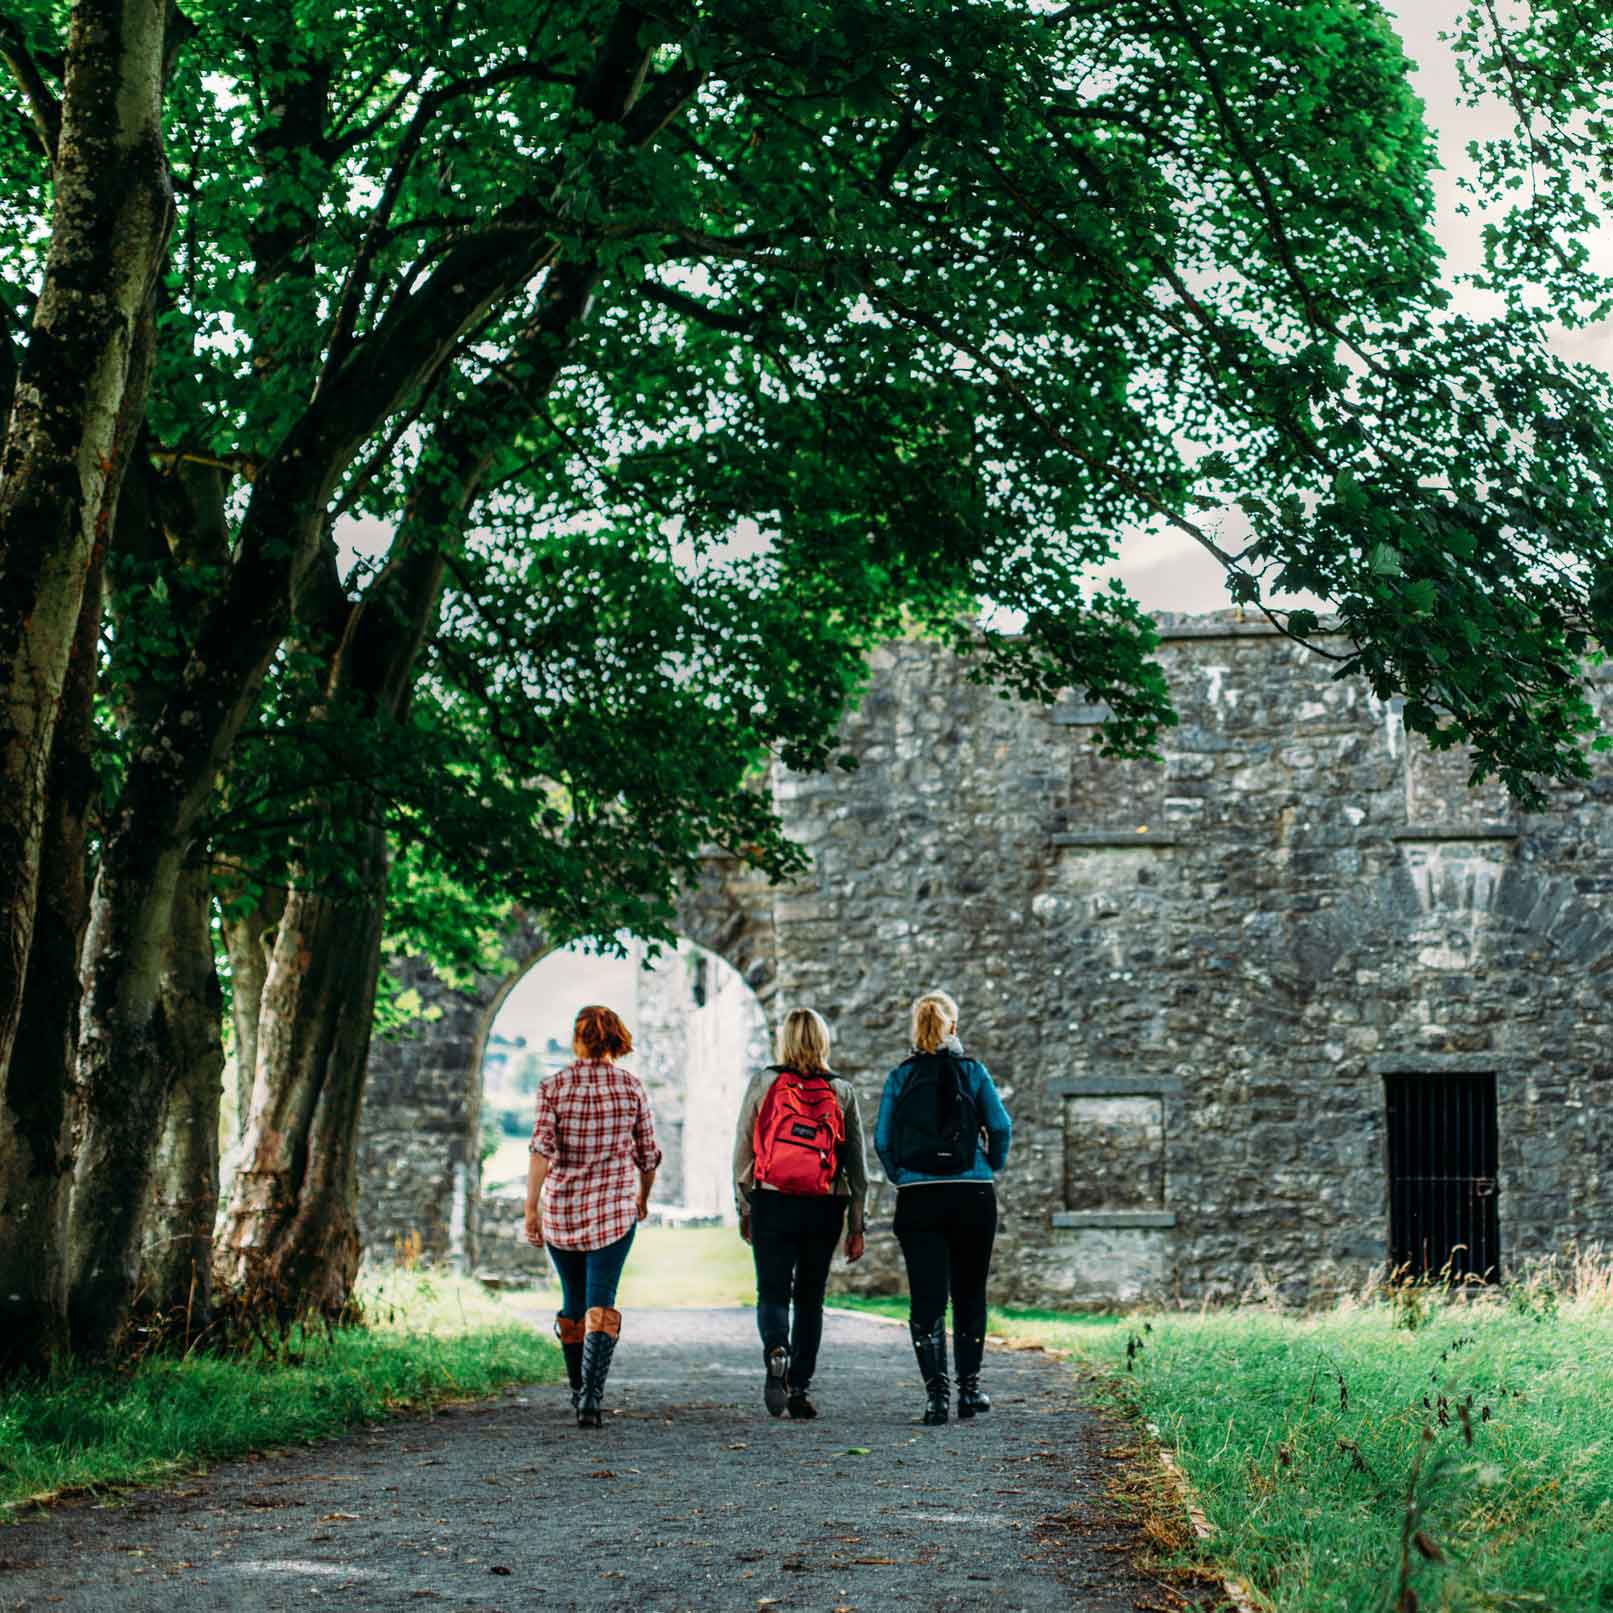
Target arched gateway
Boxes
[357,616,1613,1306]
[356,851,778,1278]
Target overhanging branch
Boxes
[0,14,60,160]
[638,277,756,333]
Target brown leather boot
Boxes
[554,1315,585,1409]
[577,1306,621,1428]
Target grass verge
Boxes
[0,1270,561,1518]
[837,1263,1613,1612]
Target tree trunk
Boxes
[68,846,191,1353]
[79,32,649,1350]
[214,829,387,1323]
[221,892,282,1133]
[0,547,103,1372]
[66,166,563,1359]
[134,861,224,1344]
[212,263,604,1320]
[0,0,171,1084]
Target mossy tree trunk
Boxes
[0,0,173,1372]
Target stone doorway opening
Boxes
[474,937,770,1284]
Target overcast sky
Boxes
[490,944,640,1069]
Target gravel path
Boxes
[0,1307,1179,1613]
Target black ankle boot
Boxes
[910,1317,949,1425]
[956,1375,992,1417]
[954,1326,990,1418]
[764,1345,790,1417]
[577,1306,620,1429]
[786,1381,817,1419]
[555,1316,585,1410]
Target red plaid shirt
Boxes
[530,1060,662,1251]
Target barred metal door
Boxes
[1384,1073,1500,1280]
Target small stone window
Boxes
[1405,733,1513,825]
[1063,1095,1165,1211]
[1053,702,1167,836]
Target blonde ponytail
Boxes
[910,990,959,1054]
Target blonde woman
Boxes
[732,1007,868,1419]
[525,1005,661,1429]
[874,990,1012,1425]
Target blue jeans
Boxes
[548,1225,636,1317]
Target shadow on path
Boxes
[0,1308,1186,1612]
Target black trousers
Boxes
[749,1190,846,1388]
[892,1182,998,1372]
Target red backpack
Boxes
[753,1069,845,1196]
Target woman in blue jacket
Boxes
[875,990,1012,1425]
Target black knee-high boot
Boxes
[555,1315,585,1409]
[577,1306,621,1429]
[910,1317,949,1425]
[953,1317,991,1418]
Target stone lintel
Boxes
[1367,1053,1514,1075]
[1390,823,1520,842]
[1336,1238,1388,1260]
[1155,620,1343,642]
[1052,831,1180,848]
[1051,1210,1177,1229]
[1051,1076,1184,1098]
[1052,702,1113,725]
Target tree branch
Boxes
[638,277,756,334]
[324,57,418,157]
[0,13,61,161]
[622,61,705,144]
[863,279,1350,662]
[0,297,17,460]
[1161,0,1324,335]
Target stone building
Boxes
[356,613,1613,1305]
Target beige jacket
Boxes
[732,1068,869,1235]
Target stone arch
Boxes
[355,848,779,1274]
[1249,845,1613,1003]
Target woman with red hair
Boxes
[525,1004,661,1428]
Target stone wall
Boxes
[629,942,692,1206]
[357,614,1613,1305]
[620,940,768,1219]
[681,948,771,1219]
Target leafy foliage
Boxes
[5,0,1612,964]
[1453,0,1613,329]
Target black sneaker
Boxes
[786,1389,817,1420]
[764,1347,790,1417]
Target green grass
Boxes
[837,1278,1613,1611]
[0,1271,561,1517]
[616,1223,757,1308]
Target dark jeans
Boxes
[749,1190,846,1388]
[548,1225,636,1318]
[893,1182,997,1358]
